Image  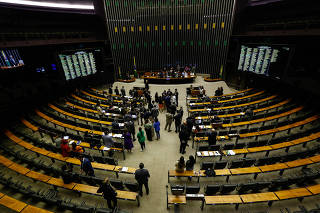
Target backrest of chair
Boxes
[205,184,220,195]
[221,184,237,194]
[229,160,243,169]
[186,185,201,194]
[214,161,227,170]
[201,162,214,170]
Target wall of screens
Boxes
[0,49,24,69]
[237,44,290,78]
[59,49,100,81]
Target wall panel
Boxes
[104,0,236,78]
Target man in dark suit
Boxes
[97,178,117,210]
[207,129,217,146]
[134,163,150,196]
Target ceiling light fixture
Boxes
[0,0,94,10]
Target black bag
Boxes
[205,168,216,177]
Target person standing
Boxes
[165,112,173,132]
[174,89,179,106]
[123,130,134,152]
[179,128,188,154]
[137,127,146,151]
[174,112,182,133]
[134,163,150,197]
[207,129,217,146]
[153,118,160,140]
[144,119,153,141]
[97,177,117,210]
[121,86,126,96]
[79,155,94,176]
[115,86,119,96]
[155,92,159,103]
[108,86,113,95]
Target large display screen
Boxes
[237,44,290,78]
[59,49,100,80]
[0,49,24,69]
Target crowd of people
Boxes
[60,82,223,210]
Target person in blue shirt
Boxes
[153,118,161,140]
[79,155,94,176]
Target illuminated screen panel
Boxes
[59,49,100,80]
[0,49,24,69]
[238,44,290,79]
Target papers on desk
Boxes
[197,151,202,156]
[186,194,204,198]
[226,150,235,156]
[69,140,74,145]
[203,151,209,156]
[121,167,128,172]
[240,112,245,115]
[119,123,124,127]
[132,115,137,119]
[220,136,226,139]
[103,147,110,151]
[109,133,123,138]
[207,109,211,111]
[213,151,221,156]
[228,134,238,137]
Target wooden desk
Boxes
[169,170,205,177]
[240,192,278,203]
[21,118,39,132]
[275,188,311,200]
[307,184,320,194]
[270,142,293,149]
[259,163,289,172]
[92,162,116,171]
[309,155,320,163]
[114,166,136,174]
[8,163,30,175]
[168,195,187,204]
[214,169,231,176]
[205,195,242,204]
[0,195,28,212]
[18,141,35,150]
[21,205,53,213]
[116,190,138,201]
[71,94,110,108]
[222,149,248,155]
[31,147,50,156]
[247,146,272,152]
[286,158,313,168]
[168,170,205,182]
[47,178,76,190]
[0,155,14,167]
[73,183,99,195]
[47,152,68,162]
[26,171,51,182]
[230,167,261,175]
